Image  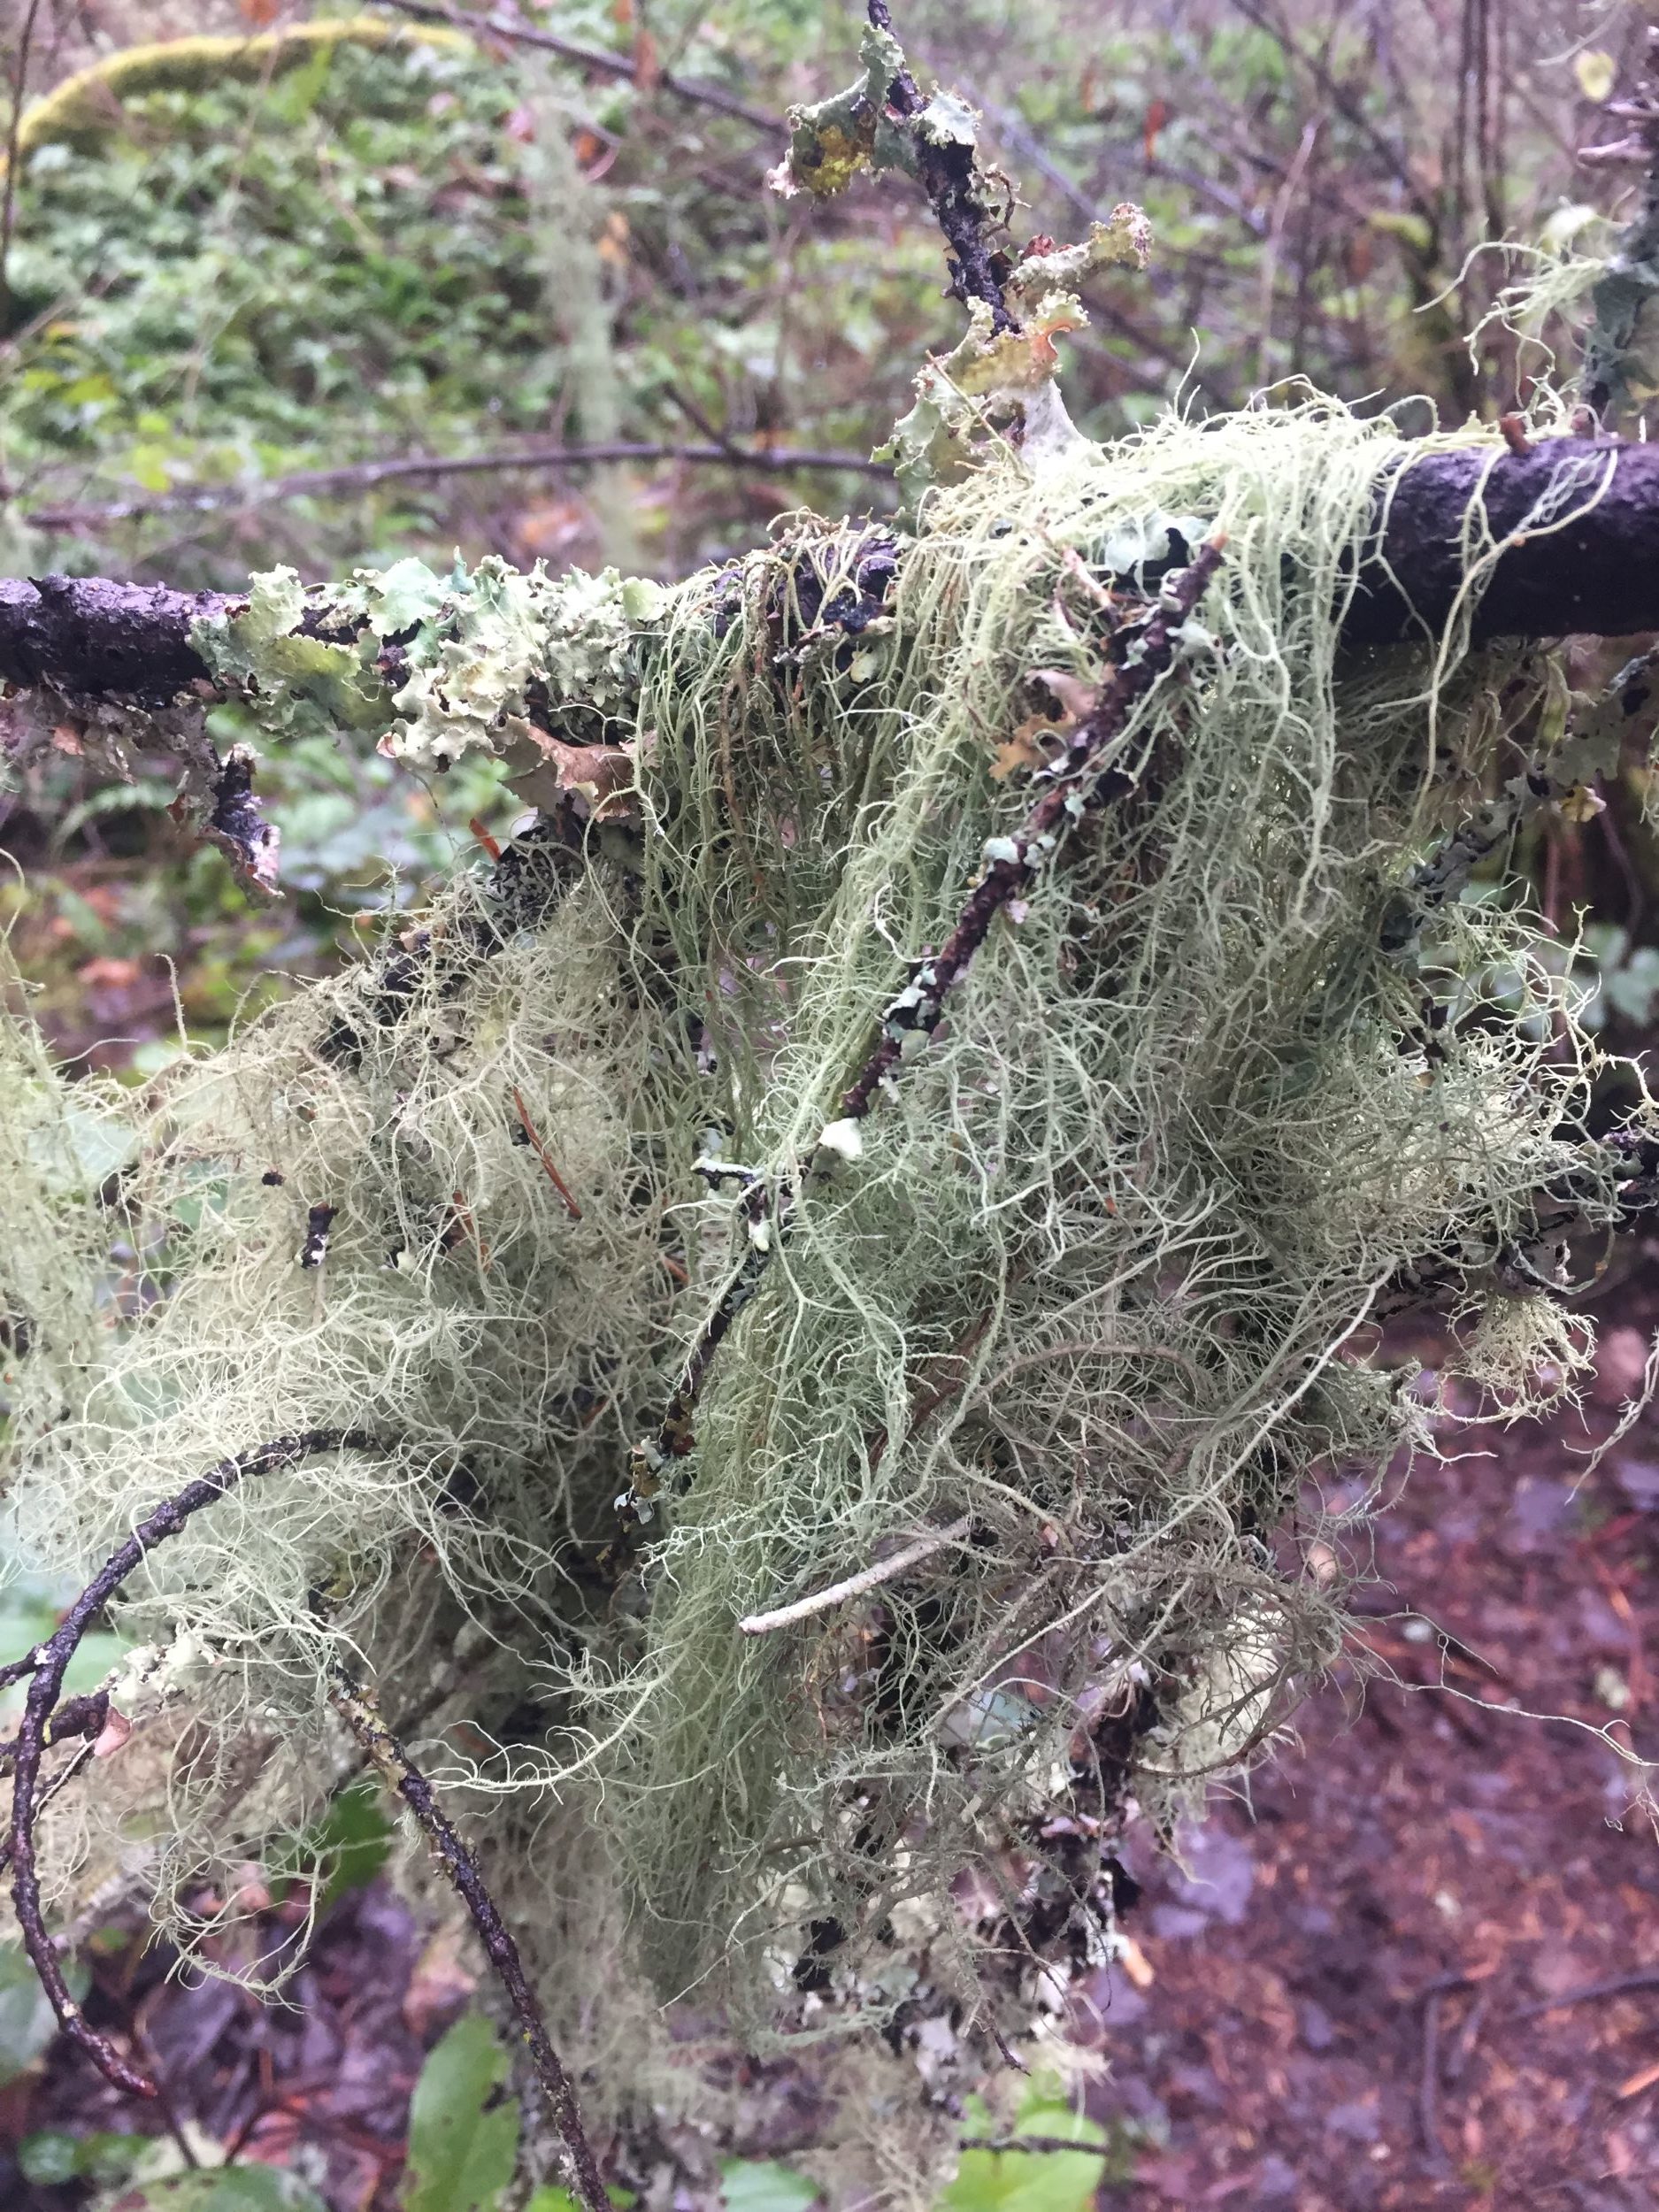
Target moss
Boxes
[11,20,471,165]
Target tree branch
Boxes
[18,436,894,535]
[330,1672,611,2212]
[0,1425,609,2212]
[1341,437,1659,646]
[369,0,776,133]
[10,440,1659,707]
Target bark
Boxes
[6,438,1659,701]
[1342,436,1659,646]
[0,575,236,702]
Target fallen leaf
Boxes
[513,730,638,823]
[92,1709,132,1758]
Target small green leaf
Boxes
[19,2128,140,2184]
[403,2012,520,2212]
[0,1941,89,2088]
[944,2092,1117,2212]
[718,2160,821,2212]
[267,1779,392,1914]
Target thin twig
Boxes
[617,539,1225,1514]
[1517,1970,1659,2019]
[4,1430,380,2101]
[958,2135,1111,2156]
[23,437,893,533]
[369,0,776,131]
[0,1737,95,1883]
[738,1515,972,1634]
[329,1671,609,2212]
[0,0,44,332]
[1418,1974,1468,2173]
[511,1087,582,1220]
[0,1690,110,1778]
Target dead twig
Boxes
[329,1671,609,2212]
[369,0,776,132]
[511,1086,582,1220]
[738,1516,972,1634]
[1516,1970,1659,2020]
[1417,1971,1471,2172]
[3,1430,380,2100]
[23,436,894,534]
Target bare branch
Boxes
[330,1671,610,2212]
[737,1515,973,1634]
[369,0,776,132]
[19,436,894,535]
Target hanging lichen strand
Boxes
[4,347,1653,2196]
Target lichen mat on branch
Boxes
[1,398,1648,2175]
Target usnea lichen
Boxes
[3,267,1653,2206]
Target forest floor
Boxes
[4,1288,1659,2211]
[1088,1291,1659,2211]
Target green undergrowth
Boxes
[0,394,1646,2187]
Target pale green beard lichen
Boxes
[1,396,1644,2173]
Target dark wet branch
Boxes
[1341,437,1659,647]
[330,1671,611,2212]
[11,441,1659,714]
[0,575,235,703]
[2,1430,380,2101]
[0,1691,109,1777]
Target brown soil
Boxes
[1085,1305,1659,2210]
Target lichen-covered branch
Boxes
[617,540,1225,1520]
[3,1431,378,2100]
[10,439,1659,737]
